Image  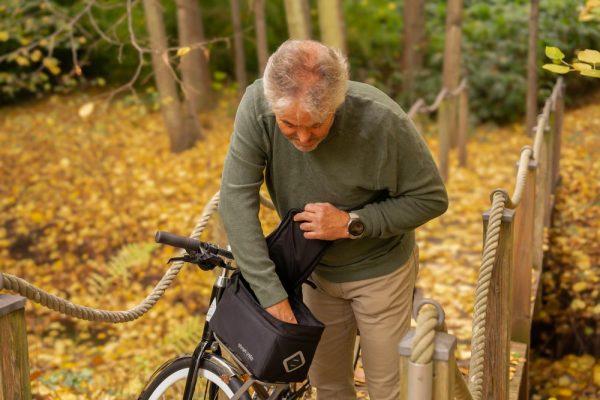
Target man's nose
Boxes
[297,129,312,144]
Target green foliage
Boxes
[0,0,81,101]
[460,0,600,122]
[344,1,405,95]
[543,46,600,78]
[344,0,600,123]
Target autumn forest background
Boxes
[0,0,599,399]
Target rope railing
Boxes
[404,77,563,399]
[407,77,468,118]
[0,192,274,323]
[533,79,563,158]
[466,77,563,399]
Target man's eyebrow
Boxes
[281,119,321,128]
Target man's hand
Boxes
[293,202,350,240]
[265,298,298,324]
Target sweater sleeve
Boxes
[218,84,288,308]
[353,112,449,238]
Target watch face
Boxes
[349,220,365,236]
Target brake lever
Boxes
[168,250,235,271]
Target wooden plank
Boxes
[458,89,469,167]
[0,295,31,400]
[482,209,515,400]
[508,341,528,400]
[511,162,536,400]
[544,115,555,227]
[511,161,536,344]
[438,99,451,181]
[530,268,542,319]
[551,83,564,191]
[400,356,409,398]
[433,353,456,400]
[532,133,548,271]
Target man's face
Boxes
[274,103,335,152]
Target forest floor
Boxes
[0,87,597,399]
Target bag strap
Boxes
[231,270,242,294]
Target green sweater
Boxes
[219,79,448,308]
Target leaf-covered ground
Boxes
[0,88,597,399]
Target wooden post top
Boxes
[398,329,457,361]
[0,294,26,318]
[483,208,516,223]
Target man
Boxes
[218,40,448,400]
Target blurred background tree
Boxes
[0,0,598,129]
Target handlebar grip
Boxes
[155,231,203,253]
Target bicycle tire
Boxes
[138,355,251,400]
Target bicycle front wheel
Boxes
[138,356,250,400]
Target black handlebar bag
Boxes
[210,208,332,383]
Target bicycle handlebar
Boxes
[155,231,234,259]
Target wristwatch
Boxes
[347,212,365,239]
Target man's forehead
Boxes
[277,104,319,126]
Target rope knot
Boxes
[410,298,446,364]
[489,188,511,208]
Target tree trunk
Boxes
[284,0,311,39]
[231,0,248,94]
[176,0,213,111]
[317,0,347,54]
[525,0,539,137]
[253,0,269,74]
[143,0,198,152]
[402,0,425,102]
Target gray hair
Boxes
[263,39,349,122]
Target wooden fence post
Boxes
[511,159,537,400]
[458,88,469,167]
[0,295,31,400]
[544,115,555,227]
[481,208,515,400]
[532,130,548,270]
[438,98,451,181]
[551,82,564,191]
[511,159,537,342]
[399,329,458,400]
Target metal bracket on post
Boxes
[399,330,458,400]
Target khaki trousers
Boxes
[302,244,419,400]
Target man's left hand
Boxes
[293,202,350,240]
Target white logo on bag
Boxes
[283,351,305,373]
[238,343,254,361]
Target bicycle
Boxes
[137,231,314,400]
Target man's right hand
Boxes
[265,298,298,324]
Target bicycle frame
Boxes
[181,267,232,400]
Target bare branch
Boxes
[127,0,146,53]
